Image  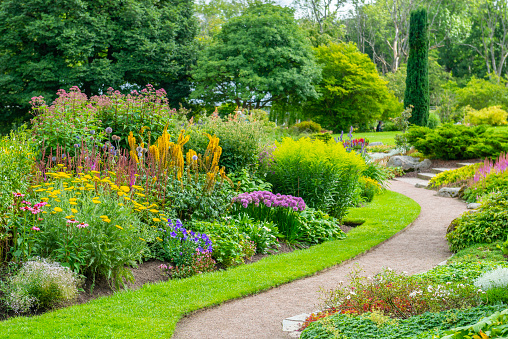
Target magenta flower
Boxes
[31,226,40,231]
[76,222,89,228]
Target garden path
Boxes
[172,180,467,339]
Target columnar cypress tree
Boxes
[404,8,429,126]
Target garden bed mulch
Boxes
[0,226,354,321]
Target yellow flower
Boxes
[46,204,51,207]
[149,209,159,213]
[69,198,77,202]
[42,211,47,214]
[120,186,130,193]
[135,193,145,197]
[34,188,45,192]
[117,191,126,197]
[108,171,116,176]
[156,237,163,242]
[115,225,123,230]
[57,164,64,167]
[31,185,42,188]
[118,203,124,207]
[153,218,161,222]
[41,197,49,202]
[55,199,61,202]
[100,215,109,219]
[139,238,145,241]
[69,202,78,205]
[65,215,75,219]
[161,218,168,222]
[53,207,63,212]
[142,202,149,206]
[92,200,101,204]
[75,192,82,195]
[71,208,78,213]
[103,218,111,223]
[90,170,100,174]
[124,197,131,201]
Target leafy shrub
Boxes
[406,124,508,160]
[428,163,481,189]
[382,120,400,131]
[362,160,391,188]
[300,305,507,339]
[447,190,508,252]
[439,308,508,339]
[190,219,257,267]
[184,113,274,172]
[2,258,80,314]
[297,208,346,244]
[427,111,441,129]
[262,137,365,220]
[0,126,36,230]
[292,120,322,134]
[159,251,216,279]
[231,191,305,243]
[474,267,508,291]
[322,267,482,320]
[227,169,272,193]
[465,105,508,126]
[359,177,382,202]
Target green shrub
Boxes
[447,190,508,252]
[428,163,481,189]
[465,105,508,126]
[359,177,382,202]
[482,287,508,305]
[382,120,400,131]
[1,258,80,314]
[463,155,508,202]
[309,132,333,142]
[297,208,346,244]
[427,111,441,129]
[406,123,508,160]
[263,137,366,220]
[418,261,508,284]
[227,169,272,193]
[292,120,322,134]
[300,305,507,339]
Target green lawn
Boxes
[0,190,420,338]
[333,131,399,146]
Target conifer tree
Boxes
[404,8,429,126]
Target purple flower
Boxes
[170,232,177,238]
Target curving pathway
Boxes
[172,180,468,339]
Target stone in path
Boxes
[172,180,467,339]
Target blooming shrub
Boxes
[447,190,508,251]
[262,137,365,220]
[159,250,216,279]
[474,267,508,291]
[231,191,305,243]
[2,258,80,314]
[321,267,483,320]
[463,153,508,202]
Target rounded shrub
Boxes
[292,120,322,134]
[262,137,366,220]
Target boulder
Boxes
[437,186,464,198]
[467,203,482,209]
[387,156,432,172]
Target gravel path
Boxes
[172,180,468,339]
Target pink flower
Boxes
[13,192,25,197]
[76,223,89,228]
[31,226,40,231]
[67,219,79,224]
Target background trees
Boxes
[191,3,321,111]
[0,0,197,128]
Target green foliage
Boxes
[406,124,508,160]
[359,177,382,202]
[191,3,320,110]
[463,171,508,203]
[439,308,508,339]
[447,190,508,252]
[465,106,508,126]
[427,111,442,129]
[456,76,508,111]
[297,208,346,245]
[306,42,401,132]
[0,126,35,226]
[428,163,481,189]
[227,169,272,193]
[404,8,430,127]
[0,0,198,127]
[300,305,508,339]
[263,137,366,220]
[418,261,508,284]
[449,241,507,264]
[1,258,80,314]
[392,106,413,152]
[292,120,322,134]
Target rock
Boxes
[447,218,459,234]
[369,142,383,146]
[467,203,482,209]
[415,182,428,188]
[387,155,432,171]
[437,186,464,198]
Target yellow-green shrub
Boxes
[263,137,365,220]
[465,105,508,126]
[428,163,482,189]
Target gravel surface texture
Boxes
[172,180,468,339]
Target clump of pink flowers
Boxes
[232,191,306,211]
[474,153,508,183]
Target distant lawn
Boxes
[0,190,420,338]
[333,131,399,146]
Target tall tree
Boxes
[191,3,320,110]
[404,8,430,126]
[0,0,198,128]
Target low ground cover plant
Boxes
[428,163,481,189]
[439,308,508,339]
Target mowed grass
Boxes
[0,190,420,338]
[333,131,399,146]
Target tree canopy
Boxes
[190,3,321,110]
[305,42,401,132]
[0,0,198,126]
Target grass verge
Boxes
[0,190,420,338]
[333,131,399,146]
